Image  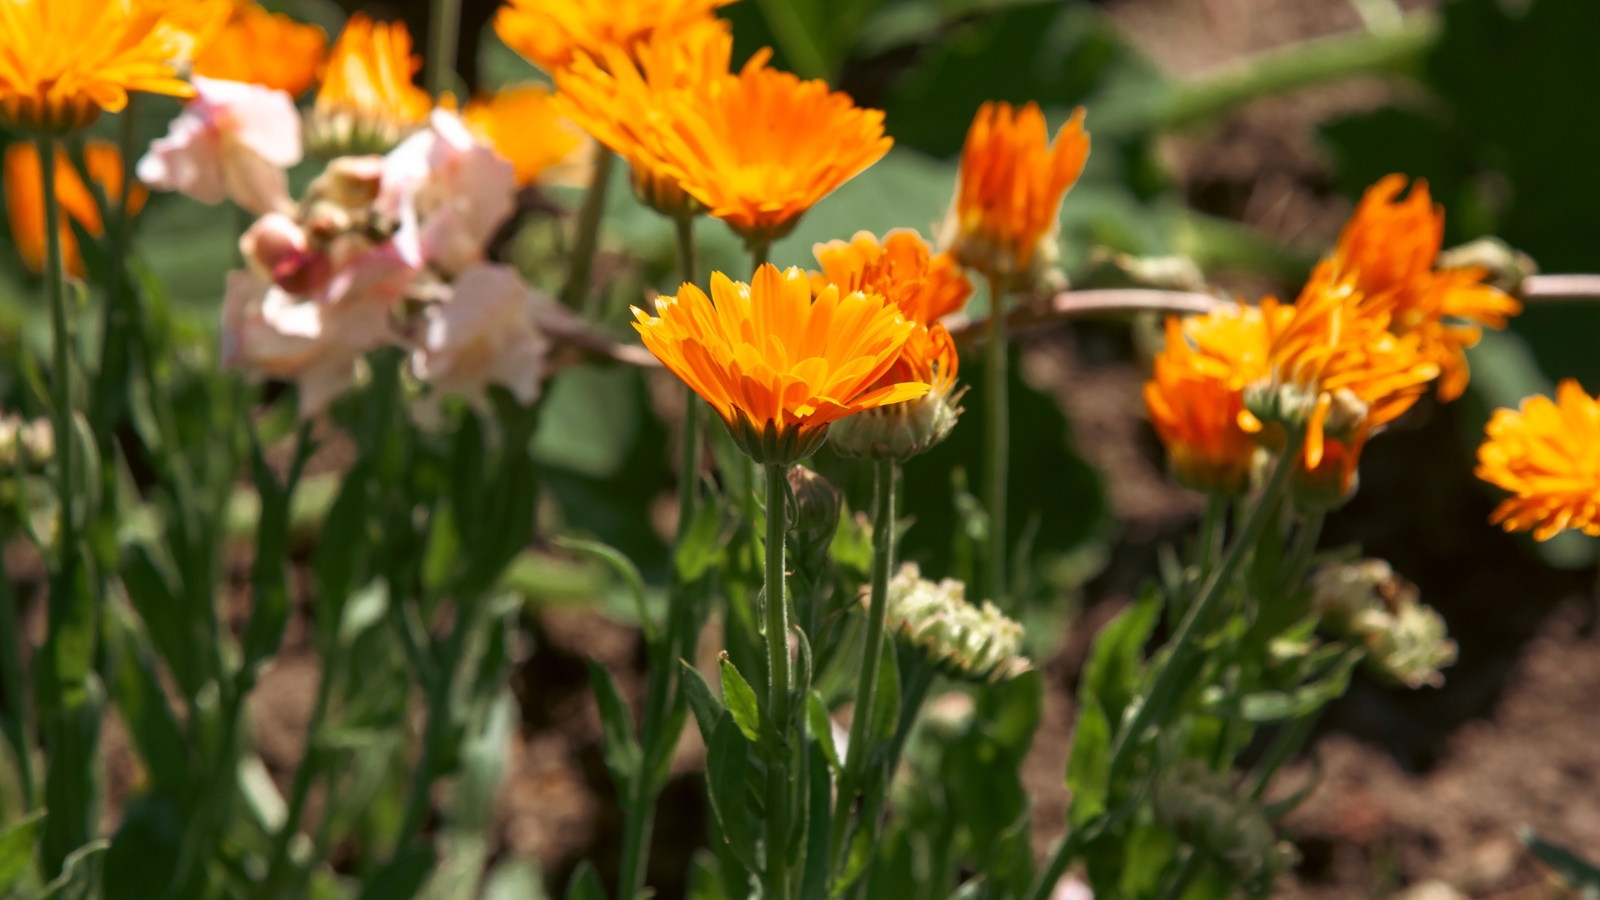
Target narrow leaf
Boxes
[706,712,760,872]
[680,661,725,746]
[719,654,763,744]
[586,659,642,791]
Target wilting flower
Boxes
[494,0,734,75]
[307,14,432,157]
[1475,379,1600,541]
[873,562,1029,684]
[137,75,302,215]
[1326,175,1521,401]
[552,17,732,217]
[193,2,327,96]
[462,85,586,187]
[651,53,893,249]
[0,0,223,133]
[1241,270,1440,505]
[632,264,928,465]
[816,230,972,460]
[940,102,1090,289]
[380,110,516,277]
[411,263,549,406]
[1311,559,1457,689]
[6,141,146,276]
[223,239,414,416]
[1145,304,1271,495]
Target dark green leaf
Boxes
[799,739,832,900]
[313,461,370,637]
[120,546,201,698]
[1080,589,1160,727]
[106,606,188,803]
[102,793,182,900]
[870,638,901,746]
[586,659,642,791]
[355,845,436,900]
[806,692,840,774]
[1065,698,1111,826]
[565,860,609,900]
[0,810,45,894]
[681,661,725,746]
[37,838,108,900]
[1521,830,1600,898]
[675,499,730,583]
[706,712,760,873]
[1238,650,1360,722]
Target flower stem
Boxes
[834,459,896,855]
[425,0,462,98]
[560,144,614,309]
[763,462,792,900]
[984,276,1008,606]
[256,653,337,899]
[38,136,74,632]
[1024,434,1305,900]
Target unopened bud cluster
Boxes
[870,562,1029,684]
[1153,760,1297,887]
[1310,559,1458,689]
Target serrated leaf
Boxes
[719,655,762,744]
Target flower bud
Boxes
[1437,236,1539,294]
[1153,760,1296,887]
[828,386,965,462]
[1310,559,1458,689]
[786,465,841,542]
[871,562,1029,684]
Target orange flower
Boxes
[1144,304,1272,494]
[0,0,223,133]
[194,2,327,97]
[1241,270,1440,484]
[463,85,586,187]
[810,229,973,328]
[1475,380,1600,541]
[941,102,1089,285]
[651,53,892,249]
[6,141,146,276]
[307,14,432,155]
[1326,175,1521,401]
[552,16,732,216]
[632,264,928,464]
[494,0,734,75]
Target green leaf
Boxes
[586,659,642,791]
[37,838,108,900]
[338,579,390,647]
[314,461,370,635]
[799,739,833,900]
[1521,830,1600,899]
[102,793,182,900]
[675,499,730,583]
[559,537,654,642]
[1065,698,1111,826]
[719,655,763,745]
[355,845,436,900]
[1080,589,1160,727]
[0,810,45,894]
[532,366,641,480]
[1238,650,1360,722]
[119,546,201,698]
[869,638,901,746]
[705,712,760,873]
[806,692,840,774]
[565,860,608,900]
[105,605,189,802]
[680,661,725,746]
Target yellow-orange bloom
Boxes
[1242,270,1440,483]
[811,229,973,328]
[464,85,586,187]
[494,0,734,75]
[308,14,432,155]
[0,0,222,133]
[1327,175,1521,401]
[1476,380,1600,541]
[651,53,892,249]
[1144,304,1272,494]
[6,141,146,276]
[552,17,732,216]
[942,102,1089,285]
[194,2,327,97]
[632,264,928,464]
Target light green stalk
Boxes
[763,462,793,900]
[985,277,1008,606]
[561,146,615,309]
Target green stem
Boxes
[984,277,1008,607]
[426,0,462,97]
[763,462,792,900]
[40,135,73,640]
[750,242,770,271]
[0,548,33,810]
[560,145,614,309]
[1154,849,1203,900]
[397,600,474,848]
[1282,510,1326,591]
[1196,495,1226,586]
[832,459,896,858]
[1024,434,1305,900]
[256,652,337,899]
[751,0,830,80]
[1246,709,1322,802]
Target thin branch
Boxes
[1519,274,1600,300]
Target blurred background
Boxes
[4,0,1599,897]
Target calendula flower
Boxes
[6,141,145,276]
[815,230,972,460]
[462,85,586,187]
[1241,270,1440,502]
[1475,379,1600,541]
[632,264,929,465]
[137,75,302,215]
[1144,304,1272,495]
[193,2,326,96]
[307,14,432,156]
[379,109,516,277]
[940,102,1090,288]
[494,0,734,75]
[1327,175,1521,401]
[651,53,893,249]
[411,263,550,409]
[0,0,224,133]
[552,17,731,217]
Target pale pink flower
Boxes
[412,263,549,406]
[379,109,515,276]
[137,76,303,216]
